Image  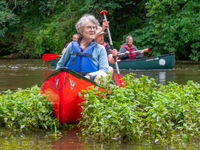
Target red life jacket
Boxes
[123,44,137,59]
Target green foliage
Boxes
[0,0,147,57]
[78,74,200,144]
[0,1,19,37]
[0,0,199,60]
[130,0,200,60]
[0,85,69,133]
[0,0,77,57]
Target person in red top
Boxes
[62,34,79,54]
[119,35,148,60]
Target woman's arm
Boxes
[56,43,72,70]
[87,45,109,78]
[118,46,129,59]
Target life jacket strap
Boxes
[72,55,76,65]
[72,52,92,57]
[72,52,92,65]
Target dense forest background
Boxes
[0,0,199,60]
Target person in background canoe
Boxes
[62,34,79,54]
[56,14,109,83]
[94,24,118,74]
[118,35,148,60]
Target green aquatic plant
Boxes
[79,74,200,144]
[0,85,69,133]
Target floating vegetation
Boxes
[0,85,70,134]
[79,73,200,144]
[1,74,200,144]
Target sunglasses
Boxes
[83,26,97,31]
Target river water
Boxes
[0,59,200,149]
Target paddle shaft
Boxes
[117,47,149,58]
[102,15,113,49]
[118,49,143,56]
[101,11,120,74]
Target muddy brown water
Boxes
[0,59,200,150]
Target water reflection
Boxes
[120,69,175,85]
[1,127,200,150]
[159,72,166,84]
[52,128,200,150]
[52,129,83,150]
[0,129,53,150]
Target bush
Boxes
[0,85,69,133]
[79,74,200,144]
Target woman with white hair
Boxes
[56,14,109,82]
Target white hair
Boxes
[75,14,99,35]
[126,35,133,43]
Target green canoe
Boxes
[50,58,59,67]
[110,53,175,70]
[50,53,175,70]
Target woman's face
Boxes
[81,21,97,41]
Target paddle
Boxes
[118,48,149,56]
[100,10,125,87]
[42,53,61,61]
[140,48,149,54]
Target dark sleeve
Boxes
[118,45,128,59]
[105,44,112,55]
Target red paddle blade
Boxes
[42,53,60,61]
[100,10,108,15]
[117,74,126,87]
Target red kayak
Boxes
[41,68,99,124]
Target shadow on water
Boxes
[0,59,200,149]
